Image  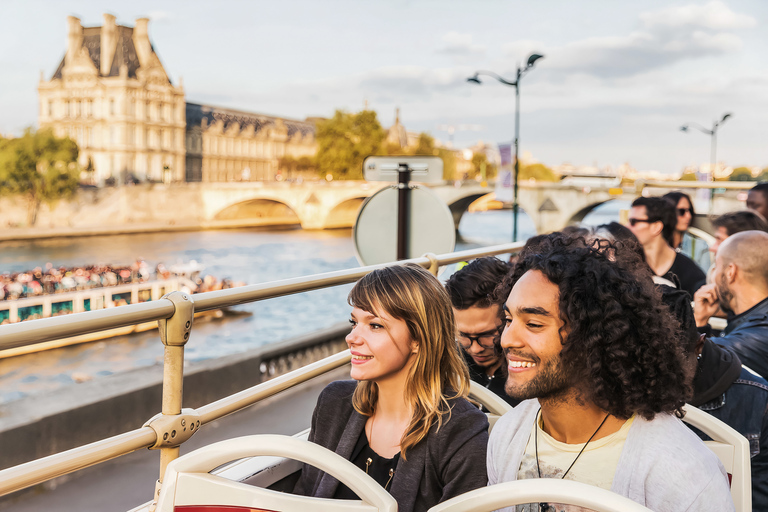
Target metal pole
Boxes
[710,124,717,214]
[397,164,411,260]
[513,67,521,243]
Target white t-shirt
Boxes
[514,414,635,512]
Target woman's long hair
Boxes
[348,263,470,459]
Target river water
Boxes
[0,206,625,404]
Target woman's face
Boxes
[676,197,693,232]
[346,306,417,383]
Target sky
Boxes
[1,0,766,174]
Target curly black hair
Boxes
[494,233,690,420]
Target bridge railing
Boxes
[0,242,524,503]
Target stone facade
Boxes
[185,103,315,182]
[38,15,186,185]
[39,15,317,185]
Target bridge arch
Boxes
[447,192,495,229]
[567,199,614,226]
[213,198,300,226]
[323,197,367,229]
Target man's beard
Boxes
[716,274,734,316]
[504,349,574,402]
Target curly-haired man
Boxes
[487,234,733,512]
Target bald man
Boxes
[694,231,768,379]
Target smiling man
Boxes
[486,234,734,512]
[445,257,518,406]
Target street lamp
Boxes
[680,113,732,211]
[468,53,544,242]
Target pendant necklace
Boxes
[366,414,396,490]
[535,408,610,512]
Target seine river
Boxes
[0,206,624,404]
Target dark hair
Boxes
[663,191,696,219]
[712,210,768,236]
[631,196,677,244]
[494,234,690,420]
[594,222,646,263]
[658,285,698,354]
[751,182,768,200]
[445,257,511,309]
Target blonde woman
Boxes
[293,264,489,512]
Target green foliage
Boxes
[519,162,556,182]
[0,128,80,225]
[469,152,498,181]
[679,169,698,182]
[729,167,753,181]
[278,155,316,176]
[757,168,768,182]
[315,110,385,180]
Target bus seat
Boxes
[469,381,513,434]
[682,404,751,512]
[154,434,397,512]
[427,479,653,512]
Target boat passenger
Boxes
[445,257,519,407]
[628,196,706,297]
[293,263,489,512]
[662,284,768,512]
[747,183,768,221]
[488,233,734,512]
[694,231,768,381]
[663,191,694,249]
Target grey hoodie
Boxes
[488,400,735,512]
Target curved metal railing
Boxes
[0,242,524,500]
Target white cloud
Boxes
[639,1,757,31]
[436,32,486,60]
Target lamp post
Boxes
[680,113,732,211]
[468,53,544,242]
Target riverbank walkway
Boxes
[0,366,346,512]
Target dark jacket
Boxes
[293,380,489,512]
[462,351,520,407]
[691,339,768,511]
[705,296,768,380]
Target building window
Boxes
[129,99,136,117]
[109,99,115,116]
[48,100,54,117]
[129,126,135,145]
[87,127,93,147]
[86,100,93,117]
[170,104,176,122]
[159,102,165,122]
[146,101,152,121]
[74,100,80,118]
[64,101,70,118]
[111,127,117,145]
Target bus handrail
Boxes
[0,242,523,501]
[0,243,523,352]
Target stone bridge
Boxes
[199,180,750,233]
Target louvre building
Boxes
[38,14,316,185]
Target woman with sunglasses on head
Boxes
[293,264,489,512]
[663,191,711,269]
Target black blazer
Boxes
[293,380,489,512]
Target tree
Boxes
[519,162,556,182]
[729,167,753,182]
[469,153,498,181]
[679,169,698,181]
[0,128,80,226]
[315,110,385,180]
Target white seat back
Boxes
[428,479,653,512]
[155,434,397,512]
[682,404,751,512]
[469,380,513,434]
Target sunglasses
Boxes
[677,208,693,216]
[628,218,654,226]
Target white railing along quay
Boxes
[0,241,524,503]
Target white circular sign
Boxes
[353,185,456,266]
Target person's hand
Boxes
[694,284,720,327]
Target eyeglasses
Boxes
[457,325,504,349]
[677,208,692,216]
[628,218,654,226]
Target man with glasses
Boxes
[446,257,519,406]
[628,196,706,297]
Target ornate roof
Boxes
[52,25,149,81]
[186,103,315,138]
